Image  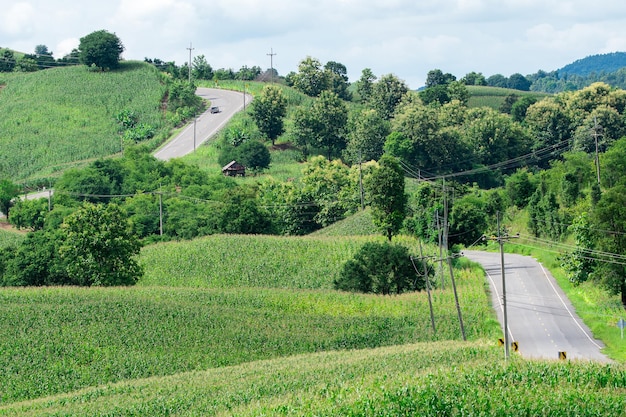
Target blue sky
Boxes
[2,0,626,88]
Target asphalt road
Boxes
[11,87,250,205]
[464,250,610,362]
[154,87,252,160]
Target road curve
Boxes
[464,250,611,362]
[154,87,252,160]
[14,88,251,205]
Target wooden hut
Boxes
[222,160,246,177]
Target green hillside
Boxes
[0,233,500,407]
[0,62,167,183]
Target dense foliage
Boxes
[78,30,124,70]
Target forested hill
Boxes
[559,52,626,76]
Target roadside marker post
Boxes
[559,351,567,360]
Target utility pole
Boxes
[412,241,436,334]
[592,116,603,186]
[187,42,194,83]
[485,212,519,360]
[267,48,277,83]
[359,149,365,211]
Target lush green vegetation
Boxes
[2,340,624,416]
[467,85,549,109]
[0,62,168,183]
[0,240,499,405]
[0,226,24,248]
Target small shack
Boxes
[222,160,246,177]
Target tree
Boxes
[292,56,328,97]
[461,71,487,86]
[192,55,213,80]
[334,242,424,295]
[449,193,488,247]
[324,60,352,101]
[0,49,15,72]
[344,108,390,164]
[507,73,531,91]
[356,68,377,103]
[236,140,271,172]
[370,74,409,120]
[0,179,19,216]
[486,74,508,88]
[250,84,287,145]
[59,203,143,286]
[366,156,407,241]
[292,90,348,160]
[78,30,124,70]
[425,69,456,88]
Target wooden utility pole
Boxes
[592,116,603,186]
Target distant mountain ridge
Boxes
[558,52,626,76]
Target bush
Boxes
[334,242,426,295]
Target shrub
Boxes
[335,242,426,295]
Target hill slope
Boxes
[559,52,626,76]
[0,62,167,183]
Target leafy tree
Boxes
[324,60,352,101]
[292,56,328,97]
[293,90,348,160]
[250,84,287,145]
[510,95,537,122]
[507,73,531,91]
[344,108,390,164]
[334,242,424,295]
[461,71,487,86]
[1,229,68,286]
[0,178,19,216]
[236,140,271,172]
[419,84,450,105]
[370,74,409,120]
[34,45,51,56]
[425,69,456,88]
[192,54,213,80]
[8,198,48,231]
[486,74,508,88]
[0,49,15,72]
[59,203,143,286]
[366,156,407,241]
[356,68,377,103]
[449,193,488,247]
[561,214,596,285]
[78,30,125,70]
[217,187,273,234]
[504,168,537,208]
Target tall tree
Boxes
[356,68,377,103]
[292,56,328,97]
[78,30,124,70]
[344,108,390,164]
[370,74,409,120]
[324,60,352,101]
[365,156,407,241]
[59,203,143,286]
[192,55,213,80]
[0,179,19,216]
[250,84,287,145]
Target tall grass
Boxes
[2,340,624,416]
[0,62,167,183]
[0,227,25,248]
[0,269,498,405]
[467,85,550,109]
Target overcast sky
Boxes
[2,0,626,88]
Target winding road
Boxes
[154,87,252,160]
[15,87,250,204]
[464,250,611,362]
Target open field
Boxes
[0,62,167,184]
[2,339,624,416]
[467,85,551,109]
[0,233,500,406]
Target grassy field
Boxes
[0,62,167,184]
[467,85,551,109]
[2,340,624,416]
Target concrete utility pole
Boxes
[267,48,277,83]
[485,212,519,360]
[187,42,194,83]
[592,116,603,186]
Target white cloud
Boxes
[1,2,35,36]
[2,0,626,87]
